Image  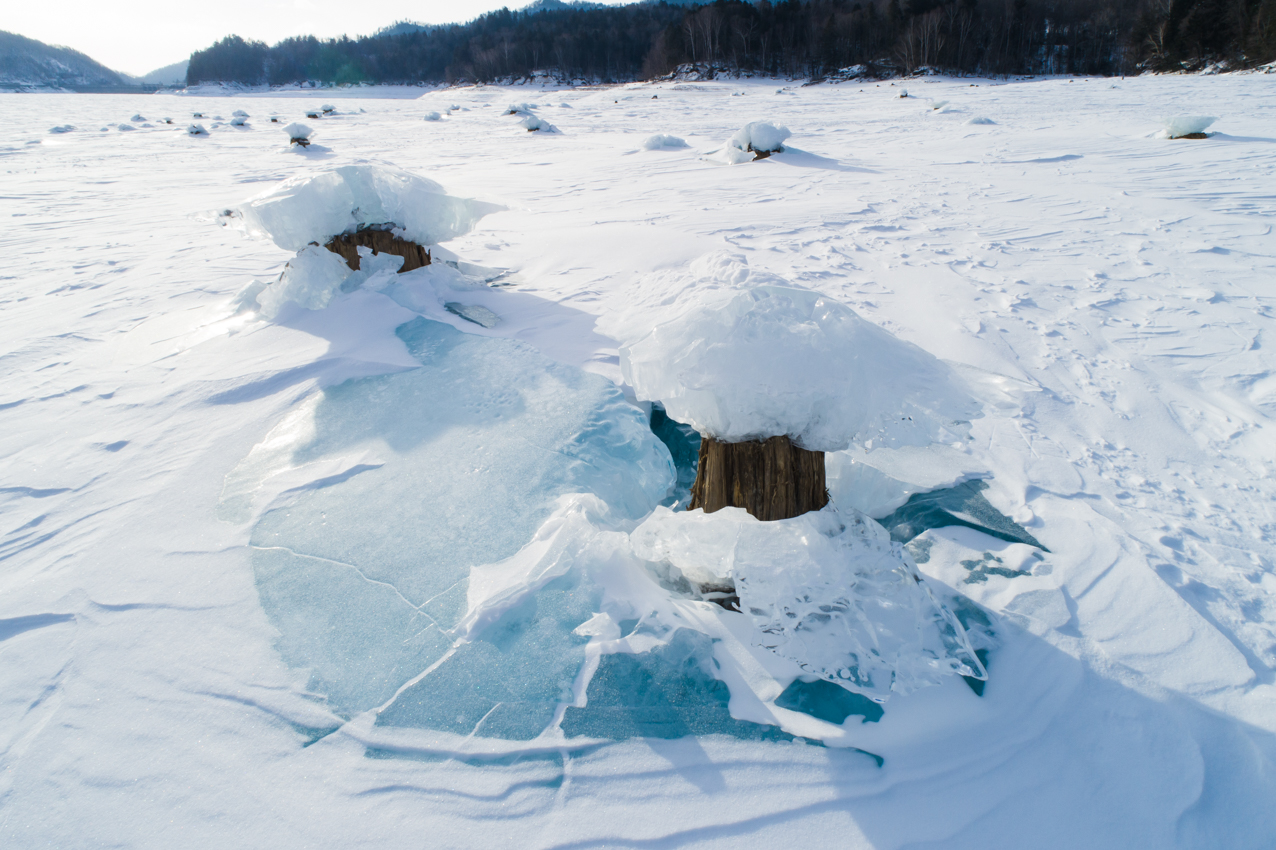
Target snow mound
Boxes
[520,115,557,133]
[236,164,499,253]
[632,503,985,701]
[232,109,249,118]
[230,116,247,127]
[129,113,145,122]
[48,125,75,134]
[966,116,996,125]
[603,253,981,452]
[506,102,536,115]
[282,122,311,142]
[643,133,688,150]
[1162,115,1216,138]
[423,111,442,121]
[729,120,790,156]
[118,123,136,132]
[187,124,207,136]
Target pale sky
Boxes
[2,1,562,77]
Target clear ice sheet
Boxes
[238,317,675,720]
[561,629,795,741]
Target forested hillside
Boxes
[187,0,1276,86]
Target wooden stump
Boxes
[323,229,431,273]
[688,435,828,521]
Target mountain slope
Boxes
[0,30,124,88]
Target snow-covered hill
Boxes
[0,29,125,89]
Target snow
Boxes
[966,115,996,125]
[423,110,442,121]
[642,133,688,150]
[234,164,500,253]
[605,254,981,451]
[281,121,310,142]
[520,114,556,133]
[728,119,790,156]
[4,75,1276,848]
[187,122,206,135]
[1162,114,1217,138]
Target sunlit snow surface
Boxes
[3,76,1276,848]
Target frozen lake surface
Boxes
[2,75,1275,847]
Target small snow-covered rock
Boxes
[49,125,75,134]
[321,104,336,114]
[232,109,249,118]
[187,123,207,136]
[423,111,442,121]
[130,113,145,122]
[726,120,790,161]
[118,123,136,132]
[520,115,556,133]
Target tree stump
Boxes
[323,228,431,273]
[688,435,828,521]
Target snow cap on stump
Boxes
[236,164,501,253]
[606,252,981,452]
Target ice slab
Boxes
[232,317,674,718]
[1162,115,1216,138]
[561,628,796,741]
[649,404,699,510]
[879,480,1046,550]
[237,164,502,253]
[607,253,982,452]
[631,503,986,701]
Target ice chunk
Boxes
[605,253,981,452]
[631,503,986,701]
[1163,115,1216,138]
[728,120,790,155]
[444,301,499,328]
[231,317,674,718]
[506,102,536,115]
[643,133,688,150]
[423,111,442,121]
[255,244,351,319]
[237,164,500,253]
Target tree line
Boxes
[186,0,1276,86]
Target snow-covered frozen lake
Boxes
[2,74,1275,847]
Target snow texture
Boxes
[607,253,981,451]
[236,164,500,253]
[520,114,557,133]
